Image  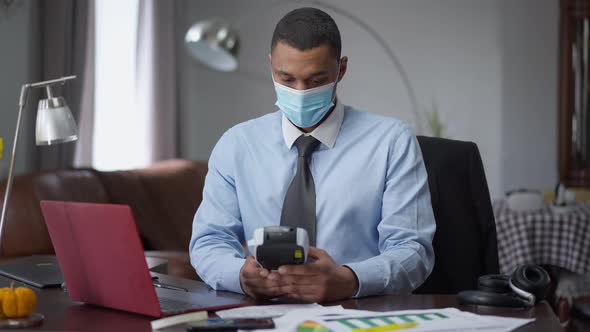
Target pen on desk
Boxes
[351,322,417,332]
[152,281,189,292]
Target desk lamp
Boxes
[0,76,78,254]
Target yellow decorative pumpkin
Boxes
[0,283,37,318]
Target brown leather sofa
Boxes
[0,159,207,280]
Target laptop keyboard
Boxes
[158,296,203,313]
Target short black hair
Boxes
[271,7,341,59]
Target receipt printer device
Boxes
[247,226,309,271]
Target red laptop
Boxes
[40,200,246,317]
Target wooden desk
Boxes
[0,258,563,331]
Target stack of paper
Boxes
[237,307,534,332]
[217,303,326,319]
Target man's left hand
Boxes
[271,247,359,302]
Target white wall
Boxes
[500,0,559,194]
[177,0,559,199]
[0,1,559,198]
[0,0,38,177]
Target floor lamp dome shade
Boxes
[185,19,240,72]
[35,97,78,146]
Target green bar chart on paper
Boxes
[300,308,533,332]
[324,312,448,330]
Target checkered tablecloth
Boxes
[494,200,590,275]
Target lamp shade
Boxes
[35,97,78,146]
[185,19,240,72]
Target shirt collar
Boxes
[281,98,344,149]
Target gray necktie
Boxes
[280,135,321,246]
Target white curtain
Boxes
[73,0,95,167]
[136,0,178,162]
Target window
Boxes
[94,0,150,170]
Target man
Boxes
[190,7,435,302]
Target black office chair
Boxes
[413,136,499,294]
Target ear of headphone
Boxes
[456,290,530,308]
[457,264,550,308]
[510,264,550,304]
[478,274,511,293]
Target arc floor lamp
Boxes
[183,0,423,131]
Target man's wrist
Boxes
[341,265,359,298]
[239,265,252,298]
[239,273,247,295]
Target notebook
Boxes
[0,255,63,288]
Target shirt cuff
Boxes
[221,256,247,294]
[344,259,386,298]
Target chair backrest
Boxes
[414,136,499,294]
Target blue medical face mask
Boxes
[273,65,340,128]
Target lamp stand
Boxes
[0,84,30,254]
[0,75,76,256]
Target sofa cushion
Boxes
[97,159,207,251]
[0,169,109,257]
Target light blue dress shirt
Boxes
[189,100,436,297]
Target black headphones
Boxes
[457,265,551,308]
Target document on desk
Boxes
[151,311,208,330]
[241,307,534,332]
[216,303,326,319]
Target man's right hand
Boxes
[239,255,283,299]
